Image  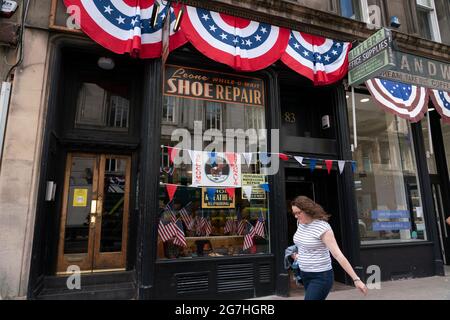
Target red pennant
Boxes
[167,147,176,164]
[225,188,235,199]
[325,160,333,174]
[166,184,177,201]
[278,153,289,161]
[225,152,236,166]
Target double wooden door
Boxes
[57,153,131,274]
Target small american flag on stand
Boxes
[165,202,177,223]
[224,218,235,234]
[179,202,193,230]
[158,219,177,242]
[254,211,265,238]
[243,222,256,251]
[204,216,212,236]
[173,219,187,247]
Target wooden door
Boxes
[56,153,131,274]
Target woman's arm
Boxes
[321,229,368,295]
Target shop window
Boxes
[340,0,362,20]
[158,65,270,260]
[347,92,428,244]
[416,0,442,42]
[75,82,130,131]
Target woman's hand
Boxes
[354,280,368,295]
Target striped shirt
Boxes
[293,220,332,272]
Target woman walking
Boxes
[291,196,368,300]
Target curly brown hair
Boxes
[291,196,331,221]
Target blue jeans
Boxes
[300,269,334,300]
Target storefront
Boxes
[24,0,449,300]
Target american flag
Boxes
[179,202,193,230]
[254,212,265,238]
[204,217,212,236]
[158,220,177,242]
[224,218,235,234]
[237,219,247,235]
[165,203,177,223]
[173,219,187,247]
[243,223,256,250]
[196,215,206,236]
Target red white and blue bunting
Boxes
[63,0,187,58]
[281,31,351,86]
[365,78,429,122]
[180,5,290,71]
[430,90,450,123]
[64,1,349,85]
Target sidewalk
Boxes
[254,266,450,300]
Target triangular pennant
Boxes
[294,156,305,166]
[338,160,346,174]
[309,159,317,173]
[351,161,357,173]
[260,183,270,192]
[243,153,253,166]
[259,152,271,165]
[225,188,235,199]
[242,186,253,201]
[278,153,289,161]
[166,184,177,202]
[187,150,195,163]
[167,147,176,164]
[206,188,216,202]
[325,160,333,174]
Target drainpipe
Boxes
[0,81,12,166]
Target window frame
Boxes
[416,0,442,42]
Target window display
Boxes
[157,65,270,260]
[347,91,427,244]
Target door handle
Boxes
[90,215,96,228]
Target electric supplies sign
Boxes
[164,65,265,106]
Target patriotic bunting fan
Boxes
[64,0,187,58]
[181,5,290,71]
[281,31,351,85]
[365,78,429,122]
[430,90,450,123]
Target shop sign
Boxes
[164,65,265,106]
[372,221,411,231]
[201,188,235,208]
[348,28,396,86]
[73,188,88,207]
[371,210,410,219]
[191,151,241,188]
[241,174,266,200]
[378,51,450,92]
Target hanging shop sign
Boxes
[378,51,450,92]
[201,188,235,208]
[348,28,396,86]
[191,151,242,188]
[371,210,410,219]
[372,221,411,231]
[241,174,266,200]
[164,65,265,106]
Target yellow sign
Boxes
[202,188,235,209]
[73,188,88,207]
[241,174,266,200]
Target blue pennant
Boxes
[309,159,317,173]
[260,183,270,192]
[259,152,271,165]
[351,161,357,173]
